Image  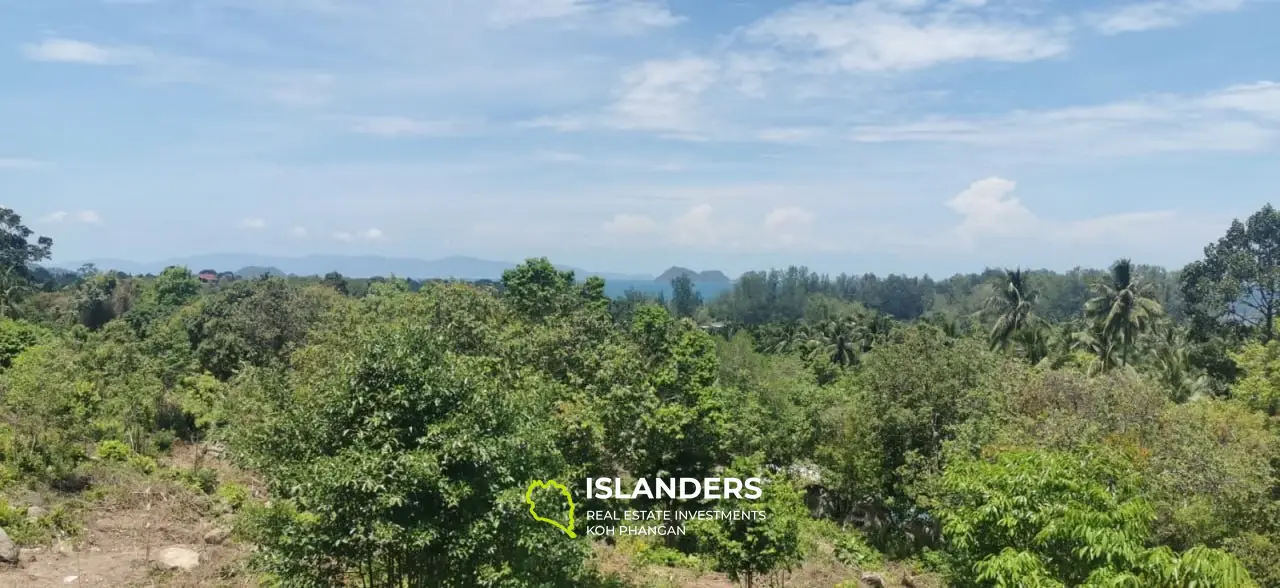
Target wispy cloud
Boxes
[488,0,684,33]
[289,226,308,238]
[333,228,385,242]
[238,217,267,230]
[21,38,144,65]
[1090,0,1246,34]
[850,81,1280,156]
[529,57,719,138]
[939,177,1202,251]
[42,210,102,224]
[347,116,479,137]
[740,0,1070,73]
[0,158,51,169]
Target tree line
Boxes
[0,204,1278,587]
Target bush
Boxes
[216,481,250,510]
[833,530,883,570]
[95,439,132,461]
[687,456,808,588]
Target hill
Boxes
[655,266,732,283]
[235,266,287,279]
[58,254,654,281]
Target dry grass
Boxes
[0,443,255,587]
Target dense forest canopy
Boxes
[1,203,1279,587]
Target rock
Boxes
[0,527,19,563]
[861,572,887,588]
[25,506,49,521]
[154,546,201,571]
[902,574,920,588]
[63,576,78,584]
[204,527,231,545]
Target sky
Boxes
[2,0,1279,277]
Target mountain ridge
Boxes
[59,254,660,281]
[655,266,732,283]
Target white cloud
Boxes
[348,116,477,137]
[238,217,267,230]
[1090,0,1245,35]
[533,58,719,137]
[333,228,385,242]
[602,213,659,235]
[940,178,1201,251]
[40,210,101,224]
[1055,211,1179,243]
[763,206,817,248]
[611,58,718,133]
[946,177,1039,242]
[22,38,140,65]
[289,225,308,237]
[851,81,1280,156]
[0,158,50,169]
[488,0,683,33]
[741,0,1069,73]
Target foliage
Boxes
[230,314,591,587]
[927,447,1255,587]
[688,456,807,588]
[0,317,48,368]
[1181,203,1280,342]
[821,325,1003,530]
[1230,337,1280,415]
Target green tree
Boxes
[0,208,54,317]
[670,274,702,318]
[1146,325,1211,402]
[1085,259,1164,366]
[1229,338,1280,416]
[151,266,202,307]
[688,456,807,588]
[1181,204,1280,342]
[986,268,1040,351]
[798,316,865,367]
[928,447,1256,587]
[502,257,576,321]
[321,271,348,295]
[231,319,590,587]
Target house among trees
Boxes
[197,269,218,283]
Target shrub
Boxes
[95,439,132,461]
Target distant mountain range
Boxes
[60,254,727,283]
[655,266,731,283]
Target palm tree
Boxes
[1084,259,1164,367]
[986,268,1040,351]
[1073,321,1122,375]
[1148,324,1211,402]
[797,316,866,367]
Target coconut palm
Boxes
[1084,259,1164,366]
[797,316,866,367]
[1073,321,1122,375]
[1147,324,1212,402]
[986,268,1040,351]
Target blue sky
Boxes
[2,0,1279,276]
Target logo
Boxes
[524,479,577,538]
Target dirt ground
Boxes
[0,443,253,587]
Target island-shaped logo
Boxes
[525,479,577,538]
